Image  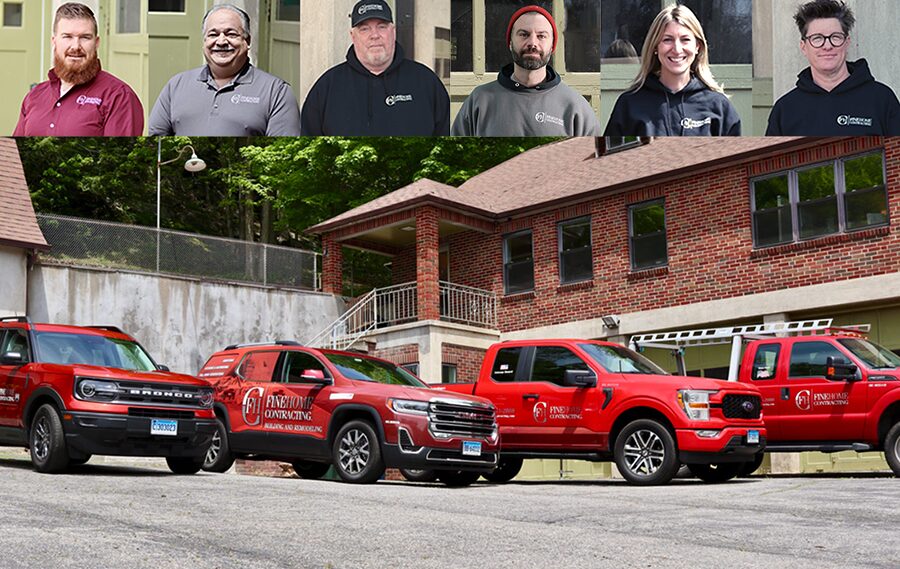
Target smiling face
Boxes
[350,18,396,74]
[52,17,101,85]
[800,17,849,76]
[203,8,250,77]
[656,21,697,81]
[510,12,553,71]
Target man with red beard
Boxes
[13,3,143,137]
[451,5,600,136]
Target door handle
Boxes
[522,393,540,401]
[781,387,790,400]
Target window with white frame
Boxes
[629,200,667,270]
[751,152,887,248]
[606,136,641,153]
[558,217,592,284]
[503,230,534,295]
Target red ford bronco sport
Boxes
[198,341,500,486]
[0,317,216,474]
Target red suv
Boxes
[0,317,216,474]
[198,342,500,486]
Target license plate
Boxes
[747,430,760,444]
[462,441,481,456]
[151,419,178,436]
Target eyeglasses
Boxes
[802,32,847,48]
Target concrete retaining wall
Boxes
[27,264,345,375]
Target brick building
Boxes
[309,136,899,393]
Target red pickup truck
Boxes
[632,319,900,476]
[437,339,766,485]
[198,342,499,486]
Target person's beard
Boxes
[54,48,101,85]
[512,45,550,70]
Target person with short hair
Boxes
[300,0,449,136]
[603,4,740,137]
[149,4,301,136]
[766,0,899,135]
[13,2,144,136]
[451,5,601,137]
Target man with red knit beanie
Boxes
[451,5,600,136]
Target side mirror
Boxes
[157,364,170,372]
[301,369,332,385]
[563,369,597,388]
[0,351,26,366]
[825,356,858,381]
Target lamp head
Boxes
[184,152,207,173]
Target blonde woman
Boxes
[603,4,740,136]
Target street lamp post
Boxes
[156,138,207,272]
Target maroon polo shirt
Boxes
[13,67,144,136]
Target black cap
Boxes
[351,0,393,27]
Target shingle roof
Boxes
[0,138,49,250]
[310,136,811,234]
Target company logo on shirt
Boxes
[681,117,712,129]
[837,114,872,127]
[534,111,564,127]
[385,94,413,106]
[231,94,261,105]
[358,3,384,14]
[76,95,102,106]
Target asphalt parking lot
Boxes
[0,451,896,569]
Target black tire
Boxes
[614,419,679,486]
[399,468,438,482]
[292,460,331,479]
[69,455,91,466]
[29,404,70,473]
[437,469,481,487]
[687,462,744,483]
[738,453,765,477]
[482,457,523,483]
[166,456,204,475]
[332,420,385,484]
[203,418,235,473]
[884,422,900,476]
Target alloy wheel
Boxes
[623,429,665,475]
[205,429,222,465]
[32,416,51,461]
[338,428,370,474]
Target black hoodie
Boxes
[301,44,449,136]
[766,59,900,136]
[603,74,741,136]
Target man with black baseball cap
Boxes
[300,0,449,135]
[451,5,600,136]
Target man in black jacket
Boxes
[300,0,449,136]
[766,0,899,135]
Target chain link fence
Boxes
[37,214,319,290]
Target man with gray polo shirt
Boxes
[149,4,301,136]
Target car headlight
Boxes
[75,378,119,402]
[677,390,716,421]
[389,399,429,415]
[199,388,214,408]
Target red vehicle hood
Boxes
[630,373,761,394]
[48,363,209,386]
[351,381,494,408]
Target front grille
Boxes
[722,394,761,419]
[426,449,497,464]
[128,408,196,420]
[428,400,496,438]
[109,381,208,409]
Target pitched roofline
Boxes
[307,195,495,235]
[0,237,51,252]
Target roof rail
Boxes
[627,319,867,350]
[0,316,32,324]
[223,340,303,350]
[87,326,126,334]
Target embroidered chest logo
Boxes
[231,94,261,105]
[76,95,102,106]
[534,111,564,127]
[680,117,712,129]
[837,115,872,127]
[385,94,413,106]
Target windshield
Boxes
[35,332,157,372]
[837,338,900,370]
[324,353,427,387]
[579,343,669,375]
